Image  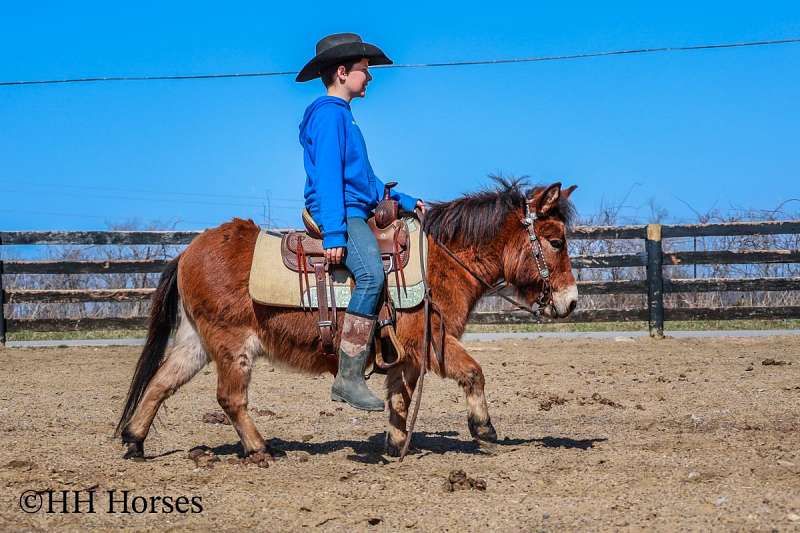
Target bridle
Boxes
[397,200,555,460]
[520,198,554,312]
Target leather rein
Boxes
[397,200,553,461]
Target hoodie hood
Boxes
[298,96,350,146]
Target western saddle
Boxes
[279,182,411,371]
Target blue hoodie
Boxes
[299,96,418,249]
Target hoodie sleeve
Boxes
[374,175,419,212]
[311,107,348,249]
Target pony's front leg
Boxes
[384,362,419,456]
[214,339,269,457]
[441,335,497,443]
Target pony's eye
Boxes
[549,239,564,250]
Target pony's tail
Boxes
[115,255,181,437]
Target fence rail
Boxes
[2,220,799,343]
[470,306,800,324]
[0,231,201,245]
[4,259,172,274]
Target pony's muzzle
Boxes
[546,284,579,319]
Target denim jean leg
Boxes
[344,217,385,316]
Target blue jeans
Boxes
[344,217,384,317]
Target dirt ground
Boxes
[0,335,798,532]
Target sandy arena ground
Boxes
[0,335,798,532]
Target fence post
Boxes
[0,234,5,347]
[646,224,665,338]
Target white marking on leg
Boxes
[230,333,265,375]
[161,305,209,386]
[126,302,208,437]
[466,391,489,424]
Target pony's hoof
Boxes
[244,444,285,461]
[123,441,144,460]
[468,417,498,443]
[239,450,272,468]
[385,434,417,457]
[384,431,405,457]
[385,440,402,457]
[263,444,287,460]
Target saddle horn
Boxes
[374,181,399,229]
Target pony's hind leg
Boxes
[211,332,272,458]
[440,335,497,443]
[122,307,208,457]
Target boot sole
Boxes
[331,391,385,412]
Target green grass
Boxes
[7,329,147,341]
[5,319,798,342]
[464,319,800,334]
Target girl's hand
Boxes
[324,247,345,264]
[415,199,426,213]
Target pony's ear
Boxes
[535,182,562,214]
[562,185,577,199]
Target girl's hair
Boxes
[320,58,359,88]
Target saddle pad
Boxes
[249,217,426,309]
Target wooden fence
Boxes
[1,220,799,344]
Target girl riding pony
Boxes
[296,33,424,411]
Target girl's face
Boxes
[343,58,371,98]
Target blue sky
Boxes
[1,1,798,230]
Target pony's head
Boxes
[503,182,578,319]
[422,177,579,319]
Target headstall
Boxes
[520,199,553,311]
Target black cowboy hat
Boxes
[295,33,393,83]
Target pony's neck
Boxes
[426,237,504,339]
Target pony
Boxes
[116,177,578,459]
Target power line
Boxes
[0,187,263,209]
[0,180,305,205]
[0,187,304,211]
[390,38,800,69]
[0,207,222,226]
[2,37,799,87]
[0,180,269,201]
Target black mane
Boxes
[422,176,576,247]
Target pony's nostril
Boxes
[567,300,577,314]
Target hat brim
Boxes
[295,42,392,82]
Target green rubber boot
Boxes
[331,312,385,412]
